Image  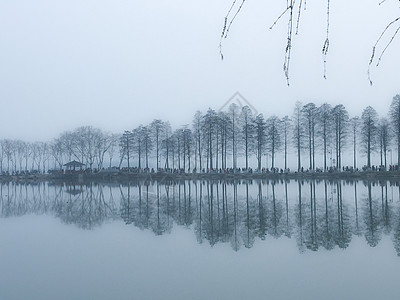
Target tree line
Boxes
[1,94,400,174]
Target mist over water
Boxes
[1,179,400,299]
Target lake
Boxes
[1,179,400,300]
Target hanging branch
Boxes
[219,0,246,60]
[284,1,295,86]
[322,0,331,79]
[376,23,400,66]
[368,16,400,85]
[219,0,238,60]
[219,0,398,84]
[295,0,304,35]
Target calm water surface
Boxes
[1,179,400,300]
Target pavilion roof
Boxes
[63,160,85,167]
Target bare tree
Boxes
[293,101,304,171]
[0,140,4,173]
[332,105,349,169]
[132,125,144,169]
[202,108,218,170]
[119,130,134,169]
[228,103,241,169]
[389,94,400,166]
[95,132,117,170]
[141,126,153,169]
[350,117,360,169]
[266,115,282,169]
[302,103,317,170]
[192,111,203,171]
[361,106,379,168]
[317,103,333,170]
[150,119,166,171]
[378,118,391,169]
[281,116,291,170]
[50,138,64,169]
[253,114,266,170]
[107,134,119,168]
[240,106,254,169]
[160,122,172,169]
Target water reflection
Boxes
[1,179,400,254]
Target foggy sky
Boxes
[0,0,399,142]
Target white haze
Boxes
[0,0,399,142]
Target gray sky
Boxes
[0,0,399,142]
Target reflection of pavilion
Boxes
[65,185,84,195]
[63,160,85,172]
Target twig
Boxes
[270,6,291,30]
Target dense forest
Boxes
[1,94,400,174]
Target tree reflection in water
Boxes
[2,179,400,255]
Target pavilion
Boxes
[63,160,85,171]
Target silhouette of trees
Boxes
[4,94,400,172]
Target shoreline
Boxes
[2,170,400,183]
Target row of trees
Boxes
[119,94,400,172]
[1,95,400,173]
[0,127,119,173]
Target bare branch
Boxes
[295,0,304,35]
[376,23,400,66]
[368,16,400,85]
[219,0,246,60]
[269,6,291,30]
[322,0,331,79]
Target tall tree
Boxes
[141,126,153,169]
[281,116,291,170]
[378,118,390,169]
[240,106,254,169]
[266,116,282,169]
[302,102,317,170]
[253,114,267,170]
[389,94,400,166]
[317,103,333,170]
[150,119,165,171]
[332,105,349,169]
[218,112,231,170]
[132,125,144,169]
[361,106,379,168]
[228,103,241,169]
[202,109,218,170]
[350,117,360,169]
[192,111,203,171]
[120,130,134,169]
[293,101,304,171]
